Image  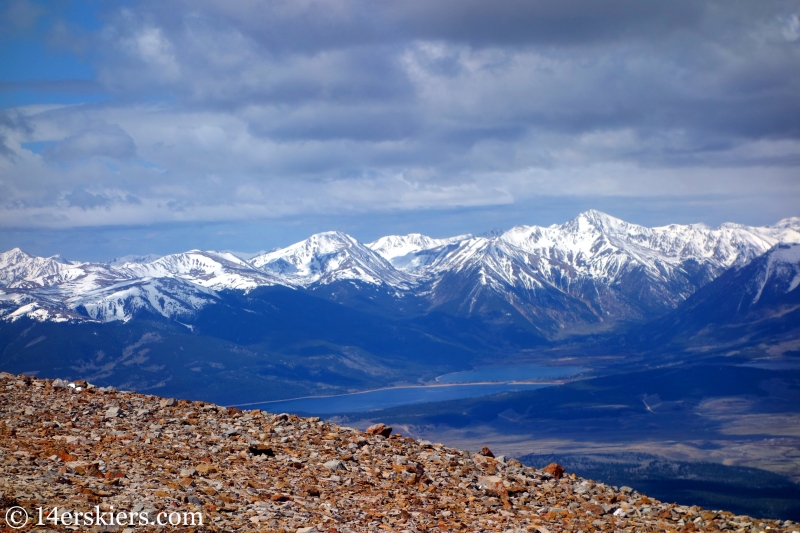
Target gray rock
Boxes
[160,398,177,408]
[104,406,121,418]
[324,459,346,471]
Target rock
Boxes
[160,398,177,408]
[472,453,496,470]
[365,423,392,437]
[195,464,217,475]
[52,379,68,388]
[479,445,495,458]
[543,462,565,479]
[66,461,103,477]
[478,475,508,497]
[180,468,196,477]
[324,459,346,471]
[296,527,319,533]
[248,443,275,456]
[104,406,121,418]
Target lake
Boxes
[244,382,550,415]
[241,363,586,415]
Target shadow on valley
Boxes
[0,286,547,405]
[519,453,800,521]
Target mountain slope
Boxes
[598,242,800,360]
[4,374,793,531]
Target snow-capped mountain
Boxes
[1,211,798,331]
[0,248,280,323]
[366,233,472,271]
[0,248,112,289]
[628,242,800,351]
[366,210,800,327]
[251,231,414,289]
[118,250,284,291]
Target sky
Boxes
[1,0,799,261]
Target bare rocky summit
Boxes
[1,373,797,533]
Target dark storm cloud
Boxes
[141,0,704,53]
[93,0,800,143]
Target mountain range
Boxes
[1,210,799,403]
[2,210,798,336]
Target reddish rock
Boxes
[479,445,495,458]
[543,462,565,479]
[365,423,392,437]
[477,475,507,497]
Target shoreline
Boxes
[229,379,567,407]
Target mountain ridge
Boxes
[1,211,798,332]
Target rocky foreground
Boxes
[1,374,797,533]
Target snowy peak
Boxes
[252,231,412,288]
[368,233,444,261]
[771,217,800,230]
[252,231,357,275]
[119,250,283,291]
[367,233,473,271]
[0,248,101,289]
[565,209,634,235]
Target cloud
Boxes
[0,0,45,40]
[43,123,137,161]
[64,189,112,209]
[0,0,797,230]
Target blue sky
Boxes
[1,0,799,260]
